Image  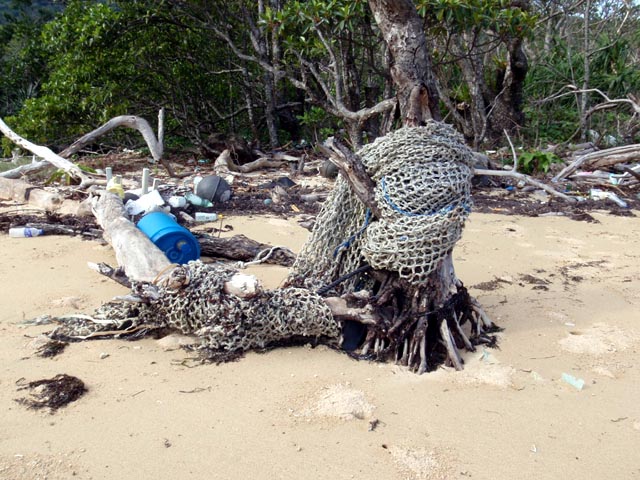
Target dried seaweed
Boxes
[16,374,87,412]
[35,339,68,358]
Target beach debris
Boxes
[184,192,213,208]
[34,339,68,358]
[589,188,628,208]
[167,195,187,208]
[125,189,165,215]
[106,176,124,198]
[15,374,87,412]
[194,212,218,222]
[195,175,232,203]
[8,227,44,238]
[561,373,585,390]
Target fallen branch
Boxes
[0,159,50,179]
[474,168,579,202]
[0,117,98,187]
[319,137,382,218]
[59,109,180,177]
[474,131,579,203]
[552,144,640,182]
[214,149,283,173]
[195,233,295,267]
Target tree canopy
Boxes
[1,0,638,155]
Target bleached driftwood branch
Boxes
[214,149,283,174]
[474,130,580,203]
[92,192,173,282]
[552,144,640,182]
[0,117,97,187]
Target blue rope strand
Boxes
[380,177,471,217]
[333,208,372,258]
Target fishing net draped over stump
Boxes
[289,122,474,291]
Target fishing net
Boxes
[50,262,339,354]
[288,122,474,292]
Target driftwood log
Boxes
[553,144,640,182]
[196,233,295,266]
[92,192,173,282]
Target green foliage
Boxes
[5,0,248,152]
[518,150,561,175]
[297,106,336,143]
[417,0,536,37]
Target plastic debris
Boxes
[589,188,628,208]
[561,373,585,390]
[106,177,124,198]
[194,212,218,222]
[125,189,165,215]
[184,192,213,208]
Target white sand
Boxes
[1,210,639,479]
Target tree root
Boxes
[342,282,498,373]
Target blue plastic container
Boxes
[136,212,200,264]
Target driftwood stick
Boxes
[417,335,428,375]
[552,144,640,182]
[92,192,173,282]
[195,233,295,267]
[323,297,378,325]
[320,137,382,218]
[87,262,132,288]
[214,149,283,173]
[440,319,463,371]
[452,312,474,351]
[0,117,96,187]
[0,159,50,179]
[474,168,578,202]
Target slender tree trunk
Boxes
[255,0,280,148]
[579,0,592,141]
[368,0,441,125]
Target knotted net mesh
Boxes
[51,262,339,354]
[289,122,474,292]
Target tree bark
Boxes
[196,233,295,267]
[368,0,441,125]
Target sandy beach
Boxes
[1,208,639,479]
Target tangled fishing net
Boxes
[50,262,339,356]
[289,121,474,292]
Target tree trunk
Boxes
[368,0,441,125]
[486,36,529,143]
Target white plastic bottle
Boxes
[9,227,44,238]
[194,212,218,222]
